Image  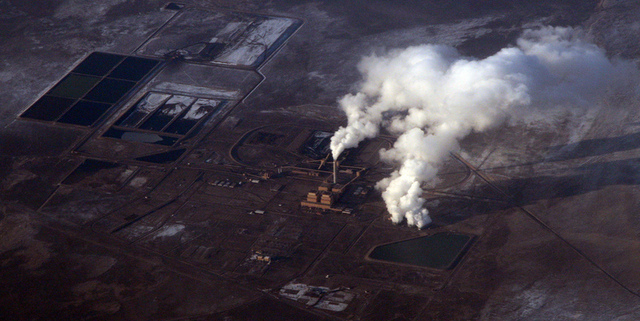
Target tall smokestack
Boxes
[333,160,337,184]
[329,26,639,228]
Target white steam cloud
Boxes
[330,26,637,228]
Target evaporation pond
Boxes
[108,57,159,81]
[135,149,186,164]
[62,159,119,185]
[57,100,112,126]
[368,233,472,270]
[103,128,177,146]
[48,74,101,99]
[84,78,136,103]
[21,95,76,121]
[139,95,195,131]
[72,52,125,76]
[117,93,171,128]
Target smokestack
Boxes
[333,160,337,184]
[330,26,638,228]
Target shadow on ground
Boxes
[500,157,640,205]
[431,157,640,227]
[546,132,640,162]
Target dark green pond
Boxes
[368,233,472,270]
[22,52,160,127]
[48,74,100,99]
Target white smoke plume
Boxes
[330,26,637,228]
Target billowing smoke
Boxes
[330,26,637,228]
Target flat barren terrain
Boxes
[2,1,640,320]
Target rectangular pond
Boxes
[21,52,161,127]
[368,233,473,270]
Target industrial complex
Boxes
[3,1,640,320]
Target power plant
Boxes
[299,159,366,214]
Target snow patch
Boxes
[154,224,185,238]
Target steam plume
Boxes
[330,26,637,228]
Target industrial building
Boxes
[299,160,362,213]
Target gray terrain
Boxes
[2,0,640,320]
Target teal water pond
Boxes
[368,233,473,270]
